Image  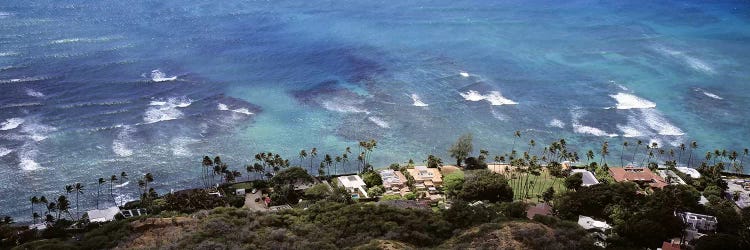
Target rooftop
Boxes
[87,206,121,223]
[571,169,599,186]
[578,215,612,232]
[337,175,367,188]
[609,167,667,189]
[379,169,406,187]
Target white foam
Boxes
[18,144,41,171]
[639,109,685,136]
[572,123,618,137]
[0,52,19,57]
[368,116,390,128]
[0,76,47,84]
[112,125,134,157]
[616,124,644,138]
[548,119,565,128]
[143,97,192,124]
[150,69,177,82]
[695,88,723,100]
[460,90,518,106]
[0,118,24,130]
[459,71,470,77]
[114,181,130,188]
[409,94,429,107]
[609,93,656,109]
[652,45,715,74]
[170,137,199,156]
[20,120,57,142]
[25,88,44,98]
[320,98,369,114]
[0,147,11,157]
[217,103,253,115]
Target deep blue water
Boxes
[1,0,749,220]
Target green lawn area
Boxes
[507,169,566,202]
[229,182,254,190]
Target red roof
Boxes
[609,167,667,189]
[661,242,681,250]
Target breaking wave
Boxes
[695,88,723,100]
[572,124,618,137]
[218,103,253,115]
[459,71,470,77]
[548,119,565,128]
[652,45,715,74]
[409,94,429,107]
[112,125,135,157]
[143,97,192,124]
[460,90,518,106]
[0,118,24,130]
[0,76,49,84]
[320,98,369,114]
[149,69,177,82]
[25,88,45,98]
[609,93,656,109]
[368,116,390,128]
[0,147,11,157]
[640,109,684,136]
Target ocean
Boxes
[1,0,749,220]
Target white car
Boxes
[251,188,258,194]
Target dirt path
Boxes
[243,191,268,212]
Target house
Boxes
[379,169,409,195]
[406,166,443,193]
[571,169,599,187]
[678,212,717,232]
[526,203,553,219]
[661,241,681,250]
[658,170,687,185]
[675,167,701,179]
[337,175,369,198]
[578,215,612,247]
[86,206,122,223]
[609,167,668,189]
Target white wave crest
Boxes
[19,143,42,171]
[0,147,12,157]
[0,118,24,130]
[50,36,118,44]
[25,88,45,98]
[20,120,57,141]
[640,109,684,136]
[609,93,656,109]
[113,125,135,157]
[460,90,518,106]
[320,99,369,114]
[409,94,429,107]
[616,124,645,138]
[144,97,192,124]
[0,76,48,84]
[171,137,199,156]
[652,45,715,74]
[572,123,618,137]
[548,119,565,128]
[150,69,177,82]
[0,52,19,57]
[115,181,130,188]
[459,71,470,77]
[217,103,253,115]
[368,116,390,128]
[695,88,723,100]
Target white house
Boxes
[571,169,600,187]
[337,175,369,198]
[86,206,121,223]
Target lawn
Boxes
[506,169,566,202]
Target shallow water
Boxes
[1,0,749,219]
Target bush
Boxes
[361,171,383,188]
[404,192,417,200]
[367,186,385,197]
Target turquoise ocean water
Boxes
[1,0,749,219]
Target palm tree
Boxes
[56,195,70,220]
[109,175,118,203]
[586,150,595,165]
[39,196,48,215]
[245,164,253,181]
[511,130,521,153]
[678,143,686,164]
[202,156,213,188]
[310,148,318,172]
[324,154,333,177]
[298,150,307,172]
[632,140,643,165]
[688,141,698,167]
[335,155,342,176]
[342,153,349,174]
[600,141,609,167]
[73,183,84,219]
[741,148,749,174]
[96,178,105,209]
[119,171,128,206]
[620,141,628,167]
[30,196,38,223]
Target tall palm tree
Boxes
[39,196,48,216]
[96,178,105,209]
[586,150,595,165]
[335,155,342,176]
[30,196,38,223]
[342,153,349,173]
[310,148,318,173]
[109,175,118,203]
[688,141,698,167]
[620,141,628,167]
[632,140,643,165]
[678,143,686,164]
[202,156,213,188]
[298,150,307,172]
[56,195,70,220]
[741,148,749,174]
[600,141,609,167]
[73,183,84,219]
[324,154,333,177]
[511,130,521,153]
[119,172,128,206]
[245,164,253,181]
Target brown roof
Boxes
[609,167,667,189]
[661,242,681,250]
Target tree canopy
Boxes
[449,133,473,167]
